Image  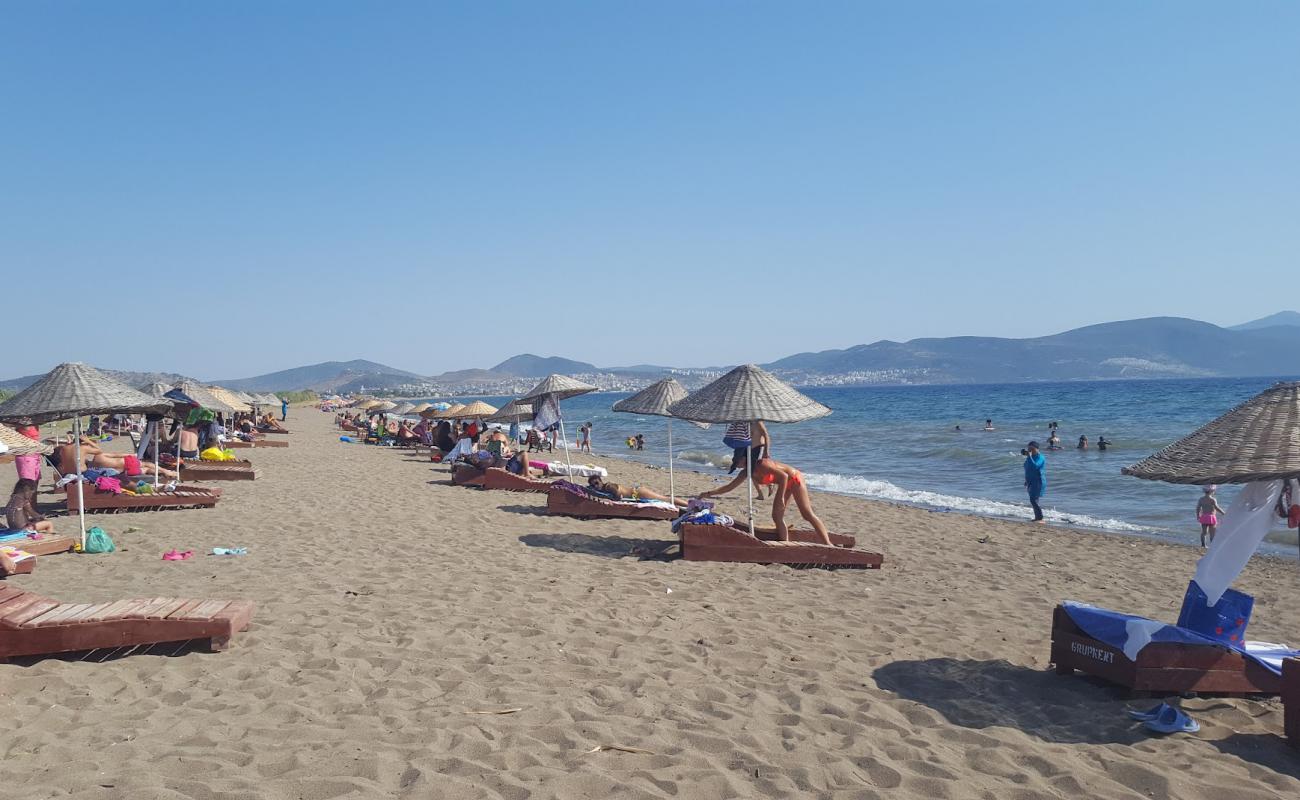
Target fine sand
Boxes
[2,410,1297,799]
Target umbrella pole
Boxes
[154,421,160,483]
[74,415,87,548]
[559,416,575,478]
[668,418,675,505]
[746,442,754,536]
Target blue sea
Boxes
[425,377,1300,557]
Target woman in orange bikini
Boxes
[697,454,833,546]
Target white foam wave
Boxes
[676,450,733,469]
[803,472,1147,533]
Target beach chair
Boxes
[481,467,553,493]
[1048,604,1290,696]
[1284,658,1299,748]
[178,459,256,482]
[0,530,77,557]
[545,481,680,521]
[1,547,36,576]
[450,462,487,487]
[526,429,553,453]
[0,584,254,662]
[677,521,881,568]
[65,483,222,514]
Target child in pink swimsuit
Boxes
[1197,486,1226,548]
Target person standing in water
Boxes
[1097,436,1109,452]
[984,419,995,431]
[1023,441,1047,523]
[1197,486,1226,547]
[1077,435,1088,450]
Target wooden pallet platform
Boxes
[65,484,221,514]
[0,531,77,557]
[179,459,256,482]
[546,484,680,521]
[1284,658,1299,747]
[679,522,881,568]
[481,468,554,493]
[0,585,254,661]
[1049,605,1283,696]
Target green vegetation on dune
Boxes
[277,390,319,404]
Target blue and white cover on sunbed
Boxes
[1062,601,1299,675]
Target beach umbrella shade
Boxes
[612,378,691,503]
[139,381,174,399]
[486,399,532,424]
[453,400,498,419]
[0,362,172,546]
[370,400,398,413]
[668,364,831,533]
[207,386,252,413]
[519,374,598,479]
[174,382,237,414]
[389,402,415,416]
[433,403,467,419]
[1123,381,1300,485]
[408,402,432,415]
[0,423,53,456]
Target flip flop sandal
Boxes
[1126,703,1170,721]
[1144,705,1200,734]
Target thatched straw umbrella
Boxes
[175,382,237,415]
[1123,382,1300,485]
[433,403,467,420]
[0,363,170,545]
[208,386,252,414]
[1123,381,1300,603]
[612,378,690,503]
[486,399,531,424]
[409,402,433,416]
[453,400,498,420]
[520,375,598,478]
[669,364,830,533]
[0,423,53,456]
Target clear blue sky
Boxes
[3,2,1297,380]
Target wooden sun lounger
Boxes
[0,531,77,557]
[678,522,881,568]
[1049,605,1283,696]
[1284,658,1299,747]
[179,459,256,482]
[546,483,680,521]
[65,484,222,514]
[226,438,287,449]
[0,585,254,661]
[687,521,857,549]
[450,463,487,487]
[481,467,554,493]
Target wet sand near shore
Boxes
[2,410,1297,799]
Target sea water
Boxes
[427,377,1300,556]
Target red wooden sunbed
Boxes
[546,483,680,521]
[0,584,254,661]
[678,522,881,568]
[0,531,77,557]
[481,467,553,493]
[1049,604,1283,696]
[179,459,256,481]
[690,520,856,548]
[65,484,221,514]
[225,439,287,449]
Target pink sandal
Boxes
[162,549,194,561]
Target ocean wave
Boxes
[803,472,1149,533]
[676,449,733,470]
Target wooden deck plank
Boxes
[180,599,229,621]
[20,603,73,628]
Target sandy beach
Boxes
[2,408,1297,800]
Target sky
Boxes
[3,2,1298,380]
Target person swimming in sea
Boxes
[954,424,961,432]
[1077,435,1088,450]
[1097,436,1109,452]
[983,419,995,431]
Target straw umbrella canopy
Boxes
[208,386,252,414]
[432,403,467,419]
[519,374,598,403]
[175,382,237,414]
[612,378,690,503]
[486,399,532,424]
[519,374,598,477]
[234,391,261,408]
[390,402,416,416]
[370,400,398,413]
[0,362,172,546]
[668,364,831,533]
[0,423,53,456]
[409,402,433,415]
[140,381,174,399]
[453,400,498,420]
[1122,381,1300,485]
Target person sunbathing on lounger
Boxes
[55,437,179,480]
[586,476,689,508]
[697,456,833,546]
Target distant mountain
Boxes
[766,317,1300,383]
[491,354,597,377]
[1231,311,1300,331]
[219,360,421,392]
